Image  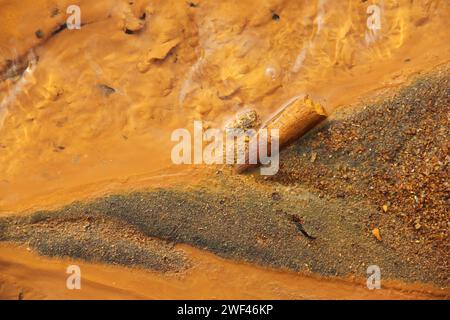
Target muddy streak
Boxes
[0,243,446,300]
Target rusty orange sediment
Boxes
[236,96,327,173]
[0,243,446,300]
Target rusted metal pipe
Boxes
[236,95,327,173]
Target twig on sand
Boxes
[290,214,316,240]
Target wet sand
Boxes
[1,0,449,300]
[0,68,448,299]
[2,68,448,278]
[1,70,449,299]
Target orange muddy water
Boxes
[0,243,447,300]
[0,0,449,214]
[0,0,449,299]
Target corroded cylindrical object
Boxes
[236,96,327,173]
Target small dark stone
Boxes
[97,84,116,96]
[271,192,281,201]
[35,30,45,39]
[272,13,280,21]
